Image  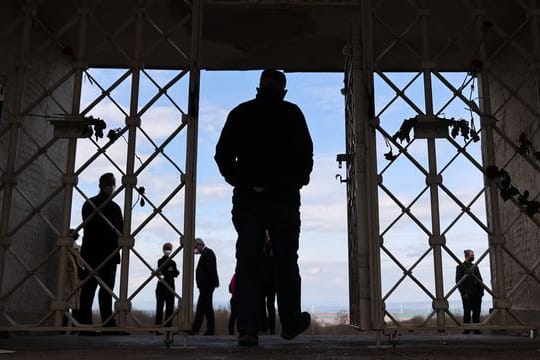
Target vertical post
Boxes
[348,0,382,331]
[350,15,372,331]
[116,6,144,328]
[419,4,447,329]
[361,0,384,331]
[0,2,33,316]
[476,7,509,326]
[180,0,202,331]
[52,4,88,327]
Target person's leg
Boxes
[462,298,472,334]
[203,289,215,335]
[259,294,268,333]
[463,298,472,324]
[98,263,117,327]
[155,290,164,326]
[232,206,266,336]
[267,205,302,332]
[266,292,276,334]
[164,292,175,327]
[78,275,99,325]
[191,291,204,333]
[472,296,482,332]
[228,298,237,335]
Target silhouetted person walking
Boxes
[79,172,122,332]
[191,238,219,336]
[456,249,484,334]
[215,69,314,346]
[155,242,179,328]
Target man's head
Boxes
[99,173,116,195]
[464,249,475,262]
[257,69,287,100]
[194,238,205,254]
[163,242,173,256]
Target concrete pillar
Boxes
[486,47,540,324]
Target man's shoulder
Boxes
[231,98,257,112]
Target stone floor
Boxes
[0,333,539,359]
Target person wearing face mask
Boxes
[215,70,313,346]
[79,172,123,334]
[190,238,219,336]
[456,249,484,334]
[155,242,180,329]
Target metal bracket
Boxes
[336,153,353,169]
[336,174,347,183]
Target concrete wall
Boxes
[487,48,540,321]
[0,22,72,324]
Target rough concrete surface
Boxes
[0,333,539,359]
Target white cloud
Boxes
[197,183,231,200]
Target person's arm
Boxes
[456,264,465,295]
[209,251,219,288]
[215,110,239,186]
[173,260,180,278]
[114,203,123,233]
[293,105,314,187]
[82,200,91,221]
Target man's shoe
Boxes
[281,312,311,340]
[238,334,259,346]
[203,330,214,336]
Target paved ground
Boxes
[0,333,539,359]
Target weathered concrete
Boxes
[0,37,72,323]
[487,41,540,323]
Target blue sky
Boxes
[72,69,491,318]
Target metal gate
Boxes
[344,0,540,333]
[0,0,202,332]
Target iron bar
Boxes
[180,0,202,331]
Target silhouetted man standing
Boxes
[456,249,484,334]
[215,69,314,346]
[79,172,123,331]
[155,242,179,328]
[191,238,219,335]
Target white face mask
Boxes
[163,249,172,256]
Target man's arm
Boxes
[293,105,314,187]
[173,260,180,277]
[209,250,219,288]
[81,200,91,221]
[215,111,239,186]
[456,264,465,293]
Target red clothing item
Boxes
[228,273,237,299]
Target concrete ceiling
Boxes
[0,0,526,72]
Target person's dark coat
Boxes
[81,193,123,267]
[156,256,180,292]
[456,262,484,299]
[214,93,313,207]
[196,247,219,290]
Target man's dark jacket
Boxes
[81,193,123,267]
[214,93,314,207]
[156,256,180,291]
[455,261,484,299]
[196,247,219,290]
